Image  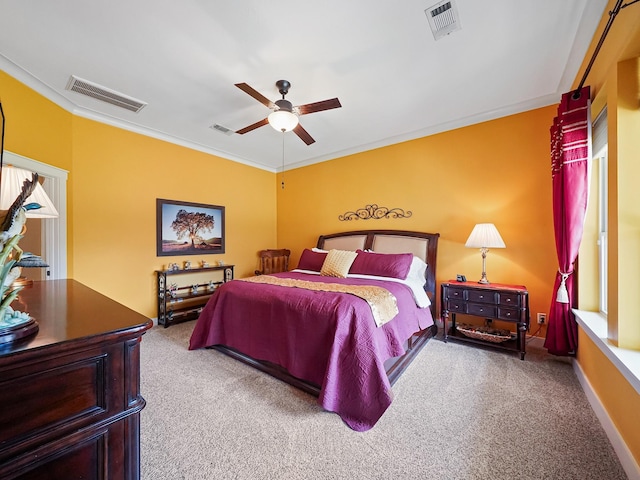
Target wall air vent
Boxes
[210,124,235,136]
[425,0,461,40]
[65,75,147,113]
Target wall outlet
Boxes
[537,313,546,324]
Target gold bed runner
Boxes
[239,275,398,327]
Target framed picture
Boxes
[156,198,225,256]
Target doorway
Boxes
[3,151,68,280]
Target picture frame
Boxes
[156,198,225,256]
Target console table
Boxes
[441,280,529,360]
[157,265,234,327]
[0,280,153,479]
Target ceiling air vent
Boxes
[210,124,235,136]
[425,0,461,40]
[65,75,147,113]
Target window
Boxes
[592,107,608,314]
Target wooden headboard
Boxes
[317,229,440,318]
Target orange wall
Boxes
[278,106,558,330]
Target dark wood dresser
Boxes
[0,280,153,479]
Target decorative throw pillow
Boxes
[349,249,414,279]
[297,248,327,272]
[320,249,358,278]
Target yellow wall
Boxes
[1,70,277,318]
[575,0,640,468]
[278,106,558,332]
[70,117,276,316]
[578,329,640,463]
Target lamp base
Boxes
[478,278,490,284]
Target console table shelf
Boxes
[156,265,234,327]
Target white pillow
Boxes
[407,256,428,284]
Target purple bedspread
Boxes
[189,272,434,431]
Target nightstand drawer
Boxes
[467,303,497,317]
[498,292,521,308]
[446,288,466,301]
[467,290,497,304]
[498,307,520,321]
[448,299,467,313]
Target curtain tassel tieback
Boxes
[556,270,572,303]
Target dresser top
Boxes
[1,279,153,359]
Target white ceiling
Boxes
[0,0,607,172]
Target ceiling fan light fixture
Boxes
[268,109,299,132]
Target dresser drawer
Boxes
[498,292,521,308]
[467,290,497,304]
[498,307,520,322]
[467,303,497,317]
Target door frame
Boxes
[3,151,68,279]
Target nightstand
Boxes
[441,280,530,360]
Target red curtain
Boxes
[544,86,591,356]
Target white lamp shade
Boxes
[268,110,299,132]
[0,165,59,218]
[465,223,505,248]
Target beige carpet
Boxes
[140,321,627,480]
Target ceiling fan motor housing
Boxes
[274,99,294,113]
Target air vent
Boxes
[210,124,235,136]
[425,0,461,40]
[65,75,147,113]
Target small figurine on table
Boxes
[184,261,191,270]
[201,260,209,268]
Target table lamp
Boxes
[465,223,505,284]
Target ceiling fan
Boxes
[234,80,341,145]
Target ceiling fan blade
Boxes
[236,118,269,134]
[297,98,341,116]
[235,83,275,109]
[293,124,315,145]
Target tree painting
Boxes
[171,209,214,248]
[157,199,225,256]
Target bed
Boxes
[189,229,439,431]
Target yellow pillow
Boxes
[320,249,358,278]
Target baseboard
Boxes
[573,359,640,480]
